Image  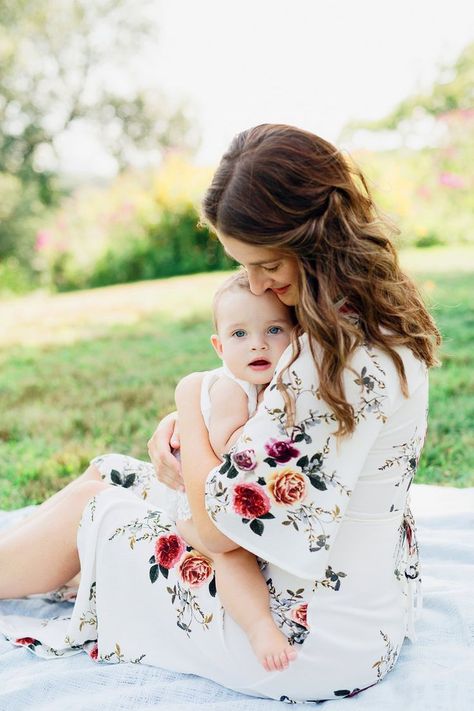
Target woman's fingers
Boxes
[170,418,180,450]
[148,411,185,490]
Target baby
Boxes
[166,271,298,672]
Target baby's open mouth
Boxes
[248,359,272,370]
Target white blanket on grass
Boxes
[0,483,473,711]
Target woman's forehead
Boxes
[217,233,282,264]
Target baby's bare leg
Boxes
[213,548,297,672]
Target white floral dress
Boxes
[0,332,427,704]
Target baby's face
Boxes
[211,289,293,385]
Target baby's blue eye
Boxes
[268,326,282,335]
[232,330,246,338]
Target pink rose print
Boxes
[264,438,300,463]
[178,552,213,588]
[15,637,37,647]
[267,467,307,505]
[154,534,186,569]
[232,449,257,470]
[291,602,309,629]
[232,482,271,518]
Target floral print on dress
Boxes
[149,532,216,636]
[91,453,158,501]
[265,578,311,647]
[206,345,389,564]
[379,428,427,512]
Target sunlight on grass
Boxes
[1,246,472,349]
[0,270,233,348]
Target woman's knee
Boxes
[72,480,111,501]
[80,463,105,483]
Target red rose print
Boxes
[15,637,37,646]
[178,552,213,588]
[155,534,186,569]
[267,467,307,505]
[232,449,257,470]
[232,482,271,518]
[291,602,309,628]
[89,643,99,660]
[264,438,300,463]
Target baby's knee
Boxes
[213,546,255,564]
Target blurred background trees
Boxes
[0,0,211,292]
[0,1,472,296]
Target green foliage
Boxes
[88,207,233,288]
[343,42,474,133]
[26,158,232,292]
[354,134,474,248]
[0,0,198,273]
[0,257,33,295]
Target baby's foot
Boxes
[248,617,297,672]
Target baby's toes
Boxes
[265,654,277,672]
[280,651,290,669]
[272,653,285,671]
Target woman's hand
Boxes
[147,410,185,491]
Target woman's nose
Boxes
[247,271,272,296]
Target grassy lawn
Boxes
[0,246,473,509]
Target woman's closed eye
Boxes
[262,263,280,273]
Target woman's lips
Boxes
[272,285,290,295]
[249,359,271,371]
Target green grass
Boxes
[0,249,473,509]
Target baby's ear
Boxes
[210,334,223,359]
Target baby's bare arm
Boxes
[208,377,249,457]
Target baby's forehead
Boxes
[216,289,291,329]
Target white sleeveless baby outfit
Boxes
[161,363,260,521]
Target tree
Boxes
[0,0,201,262]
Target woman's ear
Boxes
[210,334,223,359]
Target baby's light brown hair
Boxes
[212,270,254,331]
[212,270,298,332]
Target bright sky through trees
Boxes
[62,0,473,175]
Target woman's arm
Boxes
[175,372,242,554]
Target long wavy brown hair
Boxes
[198,123,441,436]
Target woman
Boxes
[0,124,440,703]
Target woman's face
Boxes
[217,234,300,306]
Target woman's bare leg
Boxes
[213,548,297,672]
[0,463,104,542]
[0,480,110,599]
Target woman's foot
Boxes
[248,617,297,672]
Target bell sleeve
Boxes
[204,333,396,580]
